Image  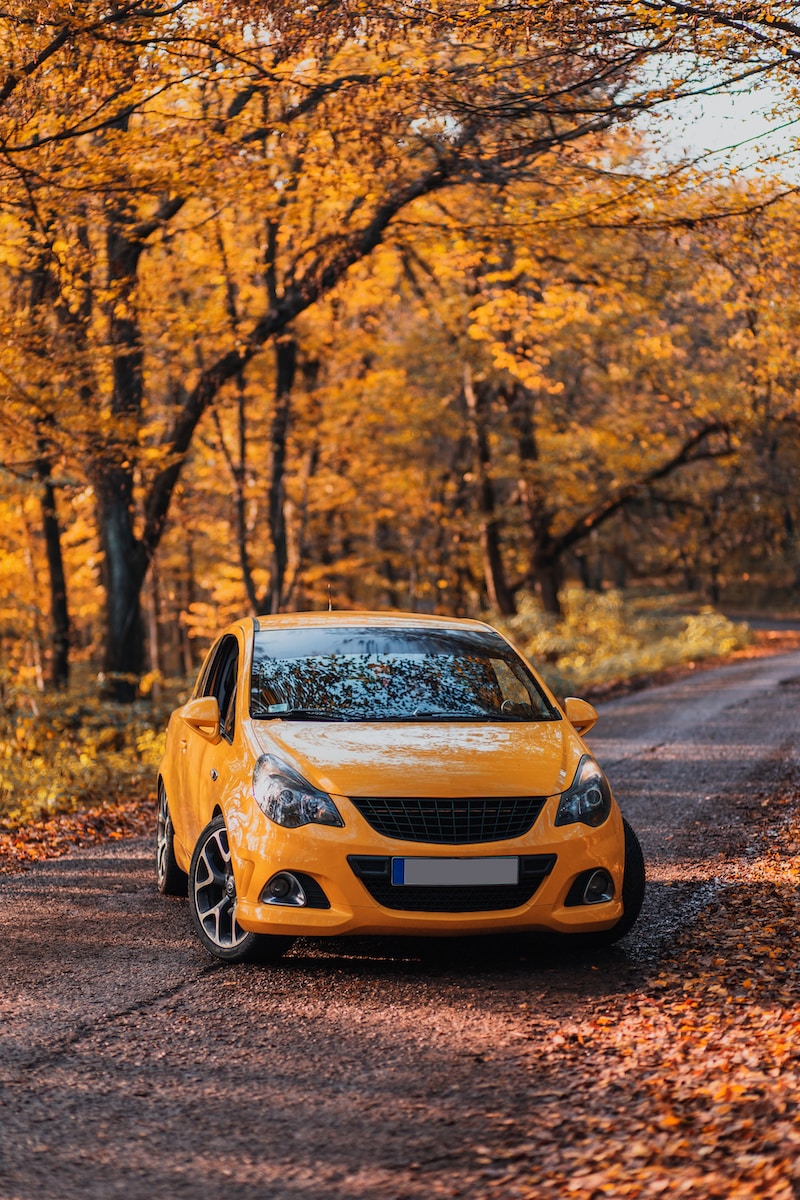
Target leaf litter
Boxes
[459,783,800,1200]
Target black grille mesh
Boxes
[349,795,546,844]
[357,880,539,912]
[293,873,330,909]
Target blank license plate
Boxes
[391,856,519,887]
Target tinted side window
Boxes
[193,644,219,699]
[201,635,239,740]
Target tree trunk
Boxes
[31,418,71,689]
[212,217,260,615]
[283,365,321,611]
[97,479,147,702]
[98,194,148,699]
[20,507,45,693]
[536,554,563,618]
[36,458,71,689]
[463,366,516,615]
[145,562,162,703]
[211,382,260,616]
[266,336,296,613]
[502,381,564,616]
[180,533,196,677]
[27,249,72,689]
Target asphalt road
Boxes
[2,651,800,1200]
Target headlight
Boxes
[555,756,612,828]
[253,754,344,829]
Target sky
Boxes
[657,83,800,177]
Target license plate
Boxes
[391,856,519,887]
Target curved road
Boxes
[2,651,800,1199]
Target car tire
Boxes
[188,814,294,964]
[588,818,646,946]
[156,781,188,897]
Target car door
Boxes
[179,633,240,853]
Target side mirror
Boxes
[564,696,598,736]
[180,696,221,743]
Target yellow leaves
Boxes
[0,678,179,830]
[634,330,680,363]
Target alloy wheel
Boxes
[191,819,248,952]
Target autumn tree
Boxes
[682,201,800,594]
[5,2,800,692]
[2,0,717,696]
[302,175,739,617]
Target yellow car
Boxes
[156,611,644,962]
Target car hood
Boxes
[252,719,578,797]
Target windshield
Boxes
[250,626,559,722]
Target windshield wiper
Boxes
[254,706,538,723]
[256,707,343,721]
[397,709,498,721]
[404,708,541,721]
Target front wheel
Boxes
[188,815,294,964]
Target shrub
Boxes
[494,588,751,698]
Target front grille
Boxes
[349,795,546,844]
[348,854,555,912]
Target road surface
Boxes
[2,651,799,1199]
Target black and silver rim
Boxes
[156,785,171,887]
[192,824,248,951]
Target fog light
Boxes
[583,869,614,905]
[261,872,307,907]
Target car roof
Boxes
[253,610,494,635]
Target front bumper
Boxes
[228,795,626,938]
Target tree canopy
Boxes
[1,1,799,697]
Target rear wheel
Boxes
[156,782,188,897]
[188,814,294,964]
